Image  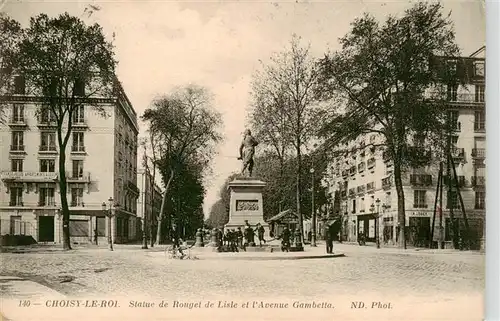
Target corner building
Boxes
[0,77,139,245]
[326,47,485,250]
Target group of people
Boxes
[217,222,266,252]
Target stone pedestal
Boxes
[225,178,270,239]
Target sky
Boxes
[1,0,485,217]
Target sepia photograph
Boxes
[0,0,493,320]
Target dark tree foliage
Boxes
[316,3,460,248]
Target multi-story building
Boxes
[137,167,163,242]
[0,76,140,245]
[325,47,485,250]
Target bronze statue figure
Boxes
[238,129,258,177]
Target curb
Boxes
[186,252,346,261]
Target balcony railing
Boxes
[474,122,485,132]
[382,176,392,189]
[446,93,483,103]
[66,171,91,182]
[70,201,85,207]
[9,201,24,206]
[356,185,365,195]
[410,174,433,186]
[71,145,86,153]
[38,200,56,207]
[10,145,25,152]
[443,175,466,187]
[413,203,428,209]
[9,117,27,126]
[366,182,375,192]
[450,147,465,159]
[39,145,57,152]
[471,176,485,187]
[38,117,57,126]
[471,148,485,158]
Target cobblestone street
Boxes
[1,243,484,321]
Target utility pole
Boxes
[141,144,148,249]
[430,163,442,249]
[450,154,470,250]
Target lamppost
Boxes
[102,197,118,251]
[370,198,381,249]
[381,203,387,244]
[310,166,317,247]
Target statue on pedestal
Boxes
[237,129,258,177]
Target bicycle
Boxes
[164,242,198,260]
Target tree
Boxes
[316,3,459,248]
[142,85,223,244]
[249,35,321,241]
[0,13,22,122]
[205,199,228,229]
[13,13,117,250]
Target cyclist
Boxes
[171,224,185,258]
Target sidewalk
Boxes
[1,276,66,321]
[326,242,484,256]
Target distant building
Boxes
[324,47,485,250]
[0,75,140,245]
[137,168,162,242]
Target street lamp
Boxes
[375,198,381,249]
[310,166,317,247]
[102,197,118,251]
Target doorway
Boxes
[38,216,55,242]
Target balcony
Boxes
[471,148,485,158]
[70,201,85,207]
[358,162,365,173]
[39,145,57,153]
[348,188,355,198]
[474,122,485,133]
[38,200,56,207]
[443,175,466,187]
[10,145,25,153]
[366,182,375,193]
[8,117,28,128]
[413,203,428,209]
[471,176,485,187]
[409,174,433,186]
[382,176,392,189]
[349,166,356,176]
[72,117,87,128]
[9,201,24,207]
[446,93,483,104]
[356,185,365,195]
[127,180,140,196]
[71,145,86,153]
[66,171,91,183]
[37,117,57,128]
[367,158,376,169]
[450,147,465,159]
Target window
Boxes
[474,111,485,131]
[72,105,85,123]
[474,61,485,77]
[352,199,356,214]
[11,159,23,172]
[414,190,427,208]
[385,192,392,208]
[39,187,55,206]
[72,132,85,152]
[96,217,106,236]
[360,198,365,212]
[447,191,460,209]
[447,84,458,101]
[39,159,55,173]
[11,131,24,151]
[40,109,56,123]
[71,188,84,206]
[447,110,460,130]
[74,78,85,97]
[9,187,23,206]
[40,132,56,151]
[475,191,485,209]
[69,219,88,237]
[12,104,24,122]
[72,160,84,178]
[13,75,25,94]
[475,85,485,102]
[450,135,459,147]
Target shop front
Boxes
[357,213,376,243]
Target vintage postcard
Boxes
[0,0,488,320]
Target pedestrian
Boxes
[236,227,244,250]
[280,226,291,252]
[308,230,312,243]
[171,224,185,258]
[229,229,239,252]
[324,224,333,254]
[256,223,266,246]
[216,228,223,248]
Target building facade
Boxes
[137,167,162,243]
[0,76,140,245]
[325,47,485,250]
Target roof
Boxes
[267,209,298,222]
